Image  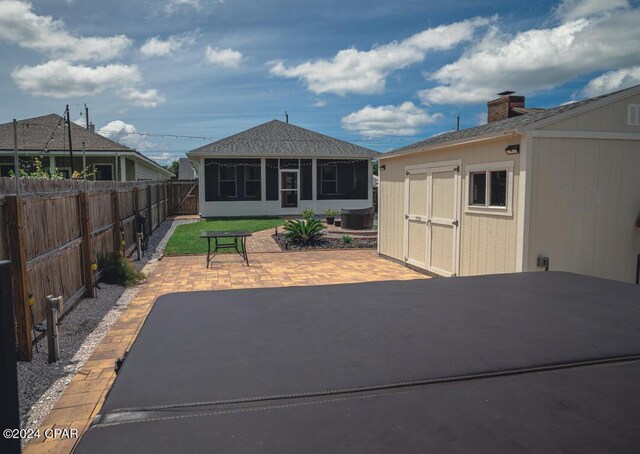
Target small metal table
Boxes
[200,231,252,267]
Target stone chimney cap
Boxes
[498,91,516,96]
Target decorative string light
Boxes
[204,159,369,168]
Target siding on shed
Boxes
[541,92,640,133]
[527,137,640,283]
[379,135,522,276]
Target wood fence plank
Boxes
[79,192,95,298]
[112,191,122,256]
[6,196,32,361]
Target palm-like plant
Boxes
[283,219,325,244]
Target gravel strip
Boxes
[17,218,197,442]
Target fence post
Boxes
[6,195,32,362]
[0,260,21,454]
[45,295,63,363]
[112,190,122,255]
[168,182,173,216]
[79,191,95,298]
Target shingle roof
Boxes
[384,85,640,158]
[0,114,132,152]
[188,119,379,158]
[178,158,196,180]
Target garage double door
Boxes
[404,161,461,277]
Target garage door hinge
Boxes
[406,170,410,176]
[405,214,409,219]
[453,165,460,172]
[452,220,459,226]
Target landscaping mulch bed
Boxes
[272,234,376,250]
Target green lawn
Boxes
[164,217,283,255]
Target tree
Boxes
[164,159,180,178]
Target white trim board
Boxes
[529,130,640,140]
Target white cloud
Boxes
[269,17,489,96]
[143,151,174,164]
[11,60,140,98]
[582,66,640,97]
[341,102,442,137]
[139,32,197,57]
[312,100,327,107]
[98,120,156,151]
[164,0,223,15]
[204,45,243,68]
[419,5,640,105]
[119,88,166,108]
[0,0,131,61]
[553,0,629,21]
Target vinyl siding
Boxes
[135,161,170,181]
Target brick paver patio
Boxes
[24,249,426,453]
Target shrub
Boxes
[283,219,325,244]
[341,234,353,244]
[301,207,315,221]
[99,253,146,287]
[324,208,339,217]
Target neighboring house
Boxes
[178,157,198,180]
[186,119,379,217]
[378,84,640,283]
[0,114,173,181]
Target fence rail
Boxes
[0,177,193,361]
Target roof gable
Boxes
[188,119,379,158]
[382,84,640,159]
[0,114,132,152]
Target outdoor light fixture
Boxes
[380,164,386,171]
[505,144,520,155]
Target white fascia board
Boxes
[378,130,521,161]
[186,152,375,160]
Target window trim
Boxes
[244,164,261,198]
[320,164,338,195]
[218,165,238,198]
[465,161,514,216]
[628,104,640,126]
[93,163,114,181]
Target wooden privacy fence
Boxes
[0,178,178,361]
[171,180,199,215]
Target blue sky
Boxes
[1,0,639,164]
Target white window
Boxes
[465,161,514,216]
[628,104,640,125]
[94,164,113,181]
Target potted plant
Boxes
[324,208,339,225]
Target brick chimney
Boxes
[487,91,525,123]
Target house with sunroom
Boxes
[377,84,640,284]
[186,119,380,217]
